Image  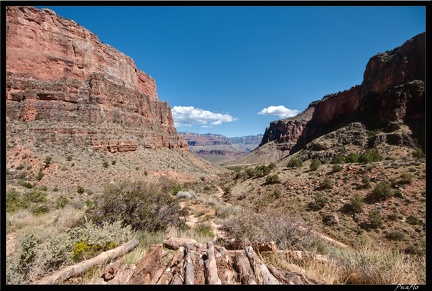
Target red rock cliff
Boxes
[6,6,188,151]
[260,32,425,154]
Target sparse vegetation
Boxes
[371,181,393,201]
[287,158,303,168]
[309,159,321,171]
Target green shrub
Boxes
[361,175,371,189]
[204,185,211,191]
[331,154,345,164]
[309,159,321,171]
[359,149,383,164]
[56,196,70,209]
[371,181,393,200]
[398,172,414,184]
[287,158,303,168]
[345,153,359,163]
[320,177,333,189]
[368,211,383,229]
[412,147,425,159]
[406,215,420,225]
[111,160,116,165]
[266,174,280,184]
[77,186,85,194]
[66,156,72,161]
[6,189,29,212]
[332,164,343,173]
[82,180,186,232]
[102,161,109,168]
[344,193,364,213]
[16,164,25,170]
[32,205,50,216]
[25,190,48,203]
[44,156,52,167]
[308,192,329,211]
[193,223,214,238]
[172,185,182,195]
[19,180,33,189]
[36,171,44,181]
[385,230,405,241]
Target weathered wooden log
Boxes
[233,252,257,285]
[244,246,280,285]
[163,236,204,250]
[33,238,139,285]
[267,264,321,285]
[204,241,222,284]
[216,247,238,284]
[129,244,167,284]
[184,244,194,285]
[156,246,185,284]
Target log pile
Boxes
[127,237,322,285]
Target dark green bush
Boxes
[331,154,345,164]
[371,181,393,200]
[266,174,280,184]
[412,147,425,159]
[359,149,383,164]
[320,177,333,189]
[308,192,329,211]
[345,153,359,163]
[309,159,321,171]
[82,180,186,232]
[368,211,383,229]
[287,158,303,168]
[77,186,85,194]
[385,230,405,241]
[332,164,343,173]
[344,193,364,213]
[362,175,371,189]
[56,196,70,209]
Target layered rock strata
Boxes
[6,6,188,151]
[260,32,425,154]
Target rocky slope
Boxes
[259,32,425,158]
[6,6,188,151]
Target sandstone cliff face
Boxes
[6,6,188,151]
[261,32,425,154]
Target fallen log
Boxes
[267,264,321,285]
[244,246,280,285]
[129,244,167,284]
[204,241,222,284]
[33,238,139,285]
[156,246,185,284]
[184,244,194,285]
[233,252,257,285]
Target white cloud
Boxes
[172,106,238,127]
[258,105,299,118]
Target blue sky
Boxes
[34,5,426,138]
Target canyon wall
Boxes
[260,32,425,154]
[6,6,188,151]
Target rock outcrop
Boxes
[260,32,425,154]
[6,6,188,151]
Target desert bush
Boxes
[82,180,186,232]
[371,181,393,201]
[56,196,70,209]
[406,215,420,225]
[398,172,414,184]
[36,170,44,181]
[308,192,329,211]
[221,207,313,250]
[368,211,383,229]
[6,189,29,213]
[287,158,303,168]
[193,223,214,238]
[344,153,359,163]
[44,156,52,167]
[331,154,345,164]
[309,159,321,171]
[266,174,280,184]
[111,160,116,165]
[203,185,211,191]
[6,220,134,284]
[411,147,425,159]
[320,177,333,189]
[332,164,343,173]
[66,155,72,161]
[358,149,383,164]
[18,180,33,189]
[102,161,109,168]
[361,175,371,189]
[25,190,48,203]
[344,193,364,213]
[385,230,405,241]
[32,205,50,216]
[77,186,85,194]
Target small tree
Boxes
[372,181,393,200]
[309,159,321,171]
